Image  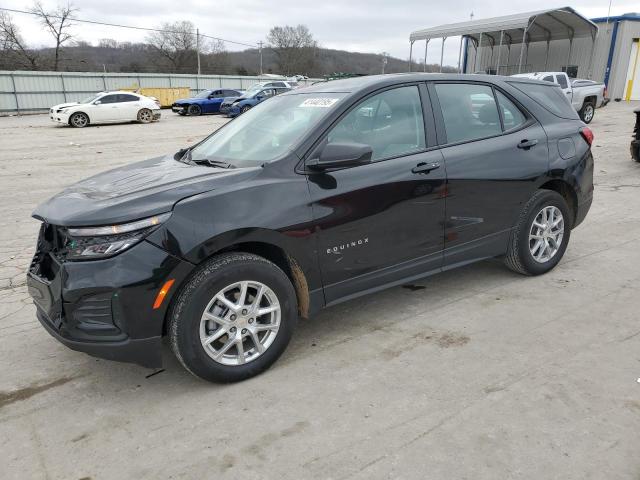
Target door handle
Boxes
[411,162,440,174]
[517,139,538,150]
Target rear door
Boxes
[429,81,549,266]
[117,94,142,120]
[307,84,446,303]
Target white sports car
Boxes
[49,91,162,128]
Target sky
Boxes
[2,0,638,66]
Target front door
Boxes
[429,82,549,266]
[307,84,446,304]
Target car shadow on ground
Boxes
[74,258,518,391]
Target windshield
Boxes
[81,94,101,104]
[190,92,346,167]
[195,90,212,98]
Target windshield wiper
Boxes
[191,157,236,169]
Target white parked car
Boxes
[49,91,162,128]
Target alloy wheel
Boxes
[199,281,281,366]
[583,104,594,122]
[529,206,564,263]
[138,109,152,122]
[71,113,88,127]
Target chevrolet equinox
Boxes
[27,74,594,382]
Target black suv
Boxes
[27,74,594,382]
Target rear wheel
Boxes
[168,253,298,383]
[188,104,202,116]
[69,112,89,128]
[505,190,572,276]
[241,105,251,114]
[137,108,153,123]
[579,102,595,124]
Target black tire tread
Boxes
[168,252,295,382]
[504,189,565,275]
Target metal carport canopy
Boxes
[409,7,597,45]
[408,7,598,75]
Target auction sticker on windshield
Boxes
[300,98,340,108]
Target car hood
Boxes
[33,155,259,227]
[51,102,81,110]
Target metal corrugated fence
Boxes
[0,71,321,113]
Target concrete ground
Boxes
[1,103,639,480]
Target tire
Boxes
[579,102,595,124]
[240,105,251,114]
[178,112,186,116]
[187,104,202,116]
[505,190,572,276]
[69,112,89,128]
[137,108,153,123]
[168,252,298,383]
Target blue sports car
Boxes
[172,88,243,116]
[226,87,291,117]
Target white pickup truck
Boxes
[512,72,606,124]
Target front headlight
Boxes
[64,212,171,260]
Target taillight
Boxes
[580,127,594,146]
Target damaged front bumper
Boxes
[27,225,194,368]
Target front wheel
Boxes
[579,102,595,124]
[505,190,572,276]
[69,112,89,128]
[168,253,298,383]
[240,105,251,114]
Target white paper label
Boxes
[300,98,340,108]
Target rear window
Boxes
[507,81,578,120]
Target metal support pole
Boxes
[495,31,504,75]
[457,36,464,73]
[517,28,527,73]
[566,36,574,70]
[60,73,67,102]
[409,41,414,72]
[586,33,596,79]
[440,37,446,72]
[196,28,201,75]
[474,32,483,73]
[102,74,107,92]
[544,40,550,70]
[258,41,264,75]
[10,73,19,115]
[423,40,430,72]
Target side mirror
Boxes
[307,142,373,171]
[256,95,264,101]
[94,100,102,105]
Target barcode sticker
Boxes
[300,98,340,108]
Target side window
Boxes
[327,85,426,161]
[542,75,554,83]
[556,75,568,89]
[99,95,119,104]
[495,91,527,131]
[435,83,501,144]
[118,94,139,102]
[261,89,275,98]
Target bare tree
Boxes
[146,21,197,73]
[30,1,77,71]
[0,11,40,69]
[267,25,317,76]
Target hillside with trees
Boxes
[0,5,455,76]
